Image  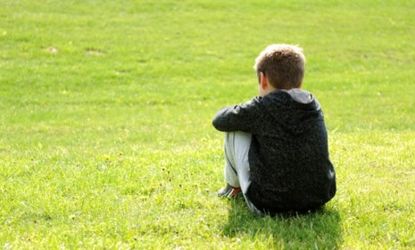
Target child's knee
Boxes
[233,132,252,147]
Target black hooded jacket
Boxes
[212,90,336,213]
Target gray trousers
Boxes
[224,132,262,215]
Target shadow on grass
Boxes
[223,198,342,249]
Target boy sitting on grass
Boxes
[212,44,336,215]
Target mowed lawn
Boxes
[1,0,414,249]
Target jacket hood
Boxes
[263,90,322,135]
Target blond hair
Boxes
[254,44,306,89]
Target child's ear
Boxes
[260,72,268,89]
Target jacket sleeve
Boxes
[212,96,262,132]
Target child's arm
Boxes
[212,96,262,132]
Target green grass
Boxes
[1,0,414,249]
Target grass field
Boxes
[1,0,415,249]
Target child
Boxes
[212,44,336,215]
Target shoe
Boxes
[217,184,241,198]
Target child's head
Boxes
[254,44,305,93]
